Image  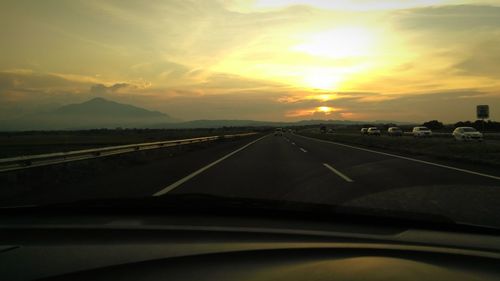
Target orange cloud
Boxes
[286,106,344,117]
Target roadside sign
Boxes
[477,105,489,119]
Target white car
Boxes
[453,127,483,141]
[367,127,381,136]
[412,126,432,137]
[360,128,368,135]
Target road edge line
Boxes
[296,134,500,181]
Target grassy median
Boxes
[298,130,500,167]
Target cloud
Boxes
[454,39,500,77]
[0,70,90,92]
[90,83,132,95]
[390,5,500,81]
[220,0,452,12]
[395,5,500,31]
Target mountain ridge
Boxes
[0,97,177,130]
[0,98,415,131]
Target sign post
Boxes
[476,105,489,132]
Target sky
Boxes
[1,0,500,123]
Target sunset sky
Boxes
[1,0,499,122]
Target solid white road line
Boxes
[323,163,354,182]
[300,148,307,153]
[297,134,500,181]
[153,135,268,196]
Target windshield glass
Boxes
[0,0,499,230]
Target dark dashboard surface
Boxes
[1,212,500,281]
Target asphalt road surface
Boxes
[165,133,499,201]
[2,133,500,225]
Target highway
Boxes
[2,133,500,225]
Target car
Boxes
[327,128,335,134]
[412,126,432,137]
[453,127,483,141]
[387,127,403,136]
[367,127,381,136]
[274,128,283,136]
[360,128,368,135]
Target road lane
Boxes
[162,132,500,203]
[294,134,500,180]
[0,134,264,206]
[289,133,500,183]
[169,134,353,203]
[279,133,500,222]
[153,135,269,196]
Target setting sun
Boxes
[317,106,334,114]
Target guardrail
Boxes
[0,132,258,172]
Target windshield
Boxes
[0,1,499,230]
[462,128,477,132]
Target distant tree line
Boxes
[422,120,444,130]
[422,120,500,131]
[452,120,500,131]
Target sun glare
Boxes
[317,106,334,114]
[292,27,377,59]
[303,71,343,90]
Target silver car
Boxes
[412,126,432,137]
[367,127,381,136]
[453,127,483,141]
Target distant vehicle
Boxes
[360,128,368,135]
[274,128,283,136]
[453,127,483,141]
[387,127,403,136]
[412,126,432,137]
[367,127,381,136]
[320,125,327,134]
[327,128,335,134]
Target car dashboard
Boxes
[1,213,500,281]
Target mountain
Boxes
[0,97,177,130]
[0,98,415,131]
